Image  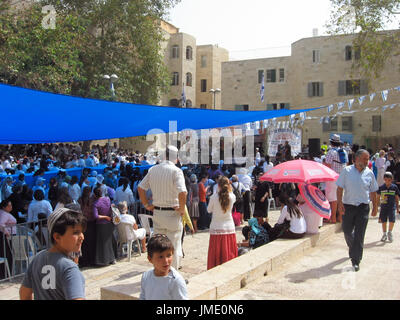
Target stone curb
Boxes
[100,223,342,300]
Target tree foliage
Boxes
[327,0,400,80]
[0,0,180,104]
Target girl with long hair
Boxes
[207,176,238,270]
[276,193,306,239]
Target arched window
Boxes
[172,45,179,59]
[186,73,192,87]
[186,100,192,108]
[169,99,179,107]
[171,72,179,86]
[186,46,193,60]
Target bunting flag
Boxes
[370,93,376,102]
[394,86,400,92]
[358,95,366,105]
[337,102,345,111]
[181,82,186,108]
[300,112,306,121]
[364,107,371,112]
[324,117,330,124]
[337,111,343,115]
[319,117,324,124]
[327,104,334,113]
[372,107,379,111]
[382,105,389,112]
[381,90,389,102]
[348,99,355,110]
[260,72,265,102]
[390,104,397,109]
[289,114,295,126]
[276,121,281,129]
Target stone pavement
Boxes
[223,214,400,300]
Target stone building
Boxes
[221,31,400,150]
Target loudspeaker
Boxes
[308,138,320,158]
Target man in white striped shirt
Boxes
[138,145,187,269]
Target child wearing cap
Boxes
[140,234,188,300]
[20,208,86,300]
[377,172,400,242]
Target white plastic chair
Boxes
[138,214,154,238]
[10,235,36,275]
[267,188,276,211]
[116,222,141,261]
[0,257,11,280]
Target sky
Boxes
[168,0,334,60]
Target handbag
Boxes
[232,208,241,227]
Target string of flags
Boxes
[243,84,400,131]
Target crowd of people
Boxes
[0,136,397,299]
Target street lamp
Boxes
[209,88,221,109]
[103,74,119,166]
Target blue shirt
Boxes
[336,165,379,206]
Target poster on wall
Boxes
[267,128,302,157]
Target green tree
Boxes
[327,0,400,80]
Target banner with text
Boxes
[267,128,302,157]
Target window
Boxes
[342,116,353,131]
[172,45,179,59]
[235,105,249,111]
[279,68,285,82]
[345,45,352,61]
[312,50,320,63]
[307,82,323,97]
[322,118,338,132]
[186,46,193,60]
[200,104,207,109]
[171,72,179,86]
[280,103,290,109]
[338,80,368,96]
[169,99,179,107]
[186,73,192,87]
[258,70,264,84]
[372,115,381,132]
[266,69,276,83]
[267,104,278,110]
[201,55,207,68]
[186,100,192,108]
[201,79,207,92]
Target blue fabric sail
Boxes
[0,84,320,144]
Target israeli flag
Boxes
[381,90,389,102]
[260,72,265,102]
[337,102,345,111]
[181,83,186,108]
[358,95,366,105]
[348,99,355,110]
[369,92,376,102]
[327,104,334,113]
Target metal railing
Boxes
[0,218,50,282]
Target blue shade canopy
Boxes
[0,84,320,144]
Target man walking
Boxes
[336,149,378,272]
[138,145,187,270]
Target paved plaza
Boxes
[0,209,399,300]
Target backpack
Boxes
[337,148,347,164]
[111,206,121,225]
[232,183,243,203]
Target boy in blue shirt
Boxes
[140,234,188,300]
[377,172,400,242]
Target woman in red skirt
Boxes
[207,176,238,270]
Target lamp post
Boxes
[209,88,221,109]
[104,74,118,166]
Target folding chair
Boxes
[267,188,276,211]
[10,235,36,275]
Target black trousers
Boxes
[343,203,370,265]
[243,191,251,220]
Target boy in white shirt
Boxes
[140,234,188,300]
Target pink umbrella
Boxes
[260,159,339,184]
[298,183,331,219]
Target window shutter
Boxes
[319,82,324,97]
[308,83,313,97]
[338,80,345,96]
[372,115,381,132]
[360,80,369,94]
[272,69,276,82]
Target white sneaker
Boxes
[381,234,387,242]
[388,232,393,243]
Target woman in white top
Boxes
[375,150,387,186]
[27,189,53,223]
[277,194,306,239]
[207,176,238,270]
[114,177,135,207]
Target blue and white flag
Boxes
[394,86,400,92]
[348,99,355,110]
[382,105,389,112]
[260,72,265,102]
[337,102,345,111]
[381,90,389,102]
[364,107,371,112]
[319,117,324,124]
[390,104,397,109]
[324,116,330,124]
[358,95,366,105]
[327,104,334,113]
[181,83,186,108]
[369,92,376,102]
